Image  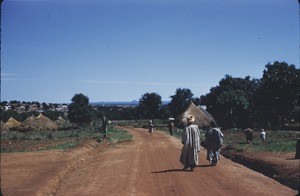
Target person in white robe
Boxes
[180,115,201,171]
[148,120,155,135]
[260,129,266,142]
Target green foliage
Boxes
[168,88,196,117]
[201,75,257,128]
[138,92,162,119]
[43,111,64,121]
[201,62,299,129]
[253,61,300,128]
[107,128,133,143]
[20,111,40,121]
[1,119,135,153]
[1,109,22,122]
[68,93,93,126]
[94,105,139,120]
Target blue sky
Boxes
[1,0,299,103]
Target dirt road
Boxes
[1,127,297,195]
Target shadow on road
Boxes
[151,163,215,174]
[151,169,192,173]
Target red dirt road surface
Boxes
[1,127,297,196]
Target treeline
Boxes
[66,61,299,130]
[1,61,299,130]
[200,61,299,129]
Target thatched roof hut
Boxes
[1,121,9,132]
[17,114,58,131]
[55,116,72,129]
[5,117,21,129]
[17,115,35,131]
[176,102,216,128]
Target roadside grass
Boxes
[1,128,101,141]
[221,129,299,153]
[1,125,133,153]
[107,128,133,143]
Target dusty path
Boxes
[1,127,297,196]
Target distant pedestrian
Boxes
[180,115,200,171]
[148,120,155,135]
[243,128,254,144]
[102,115,109,137]
[168,119,174,136]
[205,126,224,166]
[260,129,266,142]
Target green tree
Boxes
[21,112,30,121]
[68,93,93,126]
[1,109,22,122]
[168,88,195,118]
[253,61,300,128]
[200,75,258,128]
[138,92,162,119]
[43,111,64,121]
[95,105,139,120]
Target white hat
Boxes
[187,115,195,124]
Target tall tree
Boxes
[253,61,300,128]
[168,88,195,118]
[68,93,93,126]
[200,75,258,128]
[138,92,162,119]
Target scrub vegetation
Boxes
[1,124,132,153]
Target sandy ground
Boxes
[1,127,298,196]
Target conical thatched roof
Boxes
[1,121,9,132]
[5,117,21,129]
[17,114,58,131]
[176,102,216,128]
[17,115,35,131]
[55,116,72,129]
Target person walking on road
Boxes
[205,126,224,166]
[148,120,155,135]
[102,115,109,137]
[168,118,174,136]
[180,115,201,171]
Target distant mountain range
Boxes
[91,100,170,106]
